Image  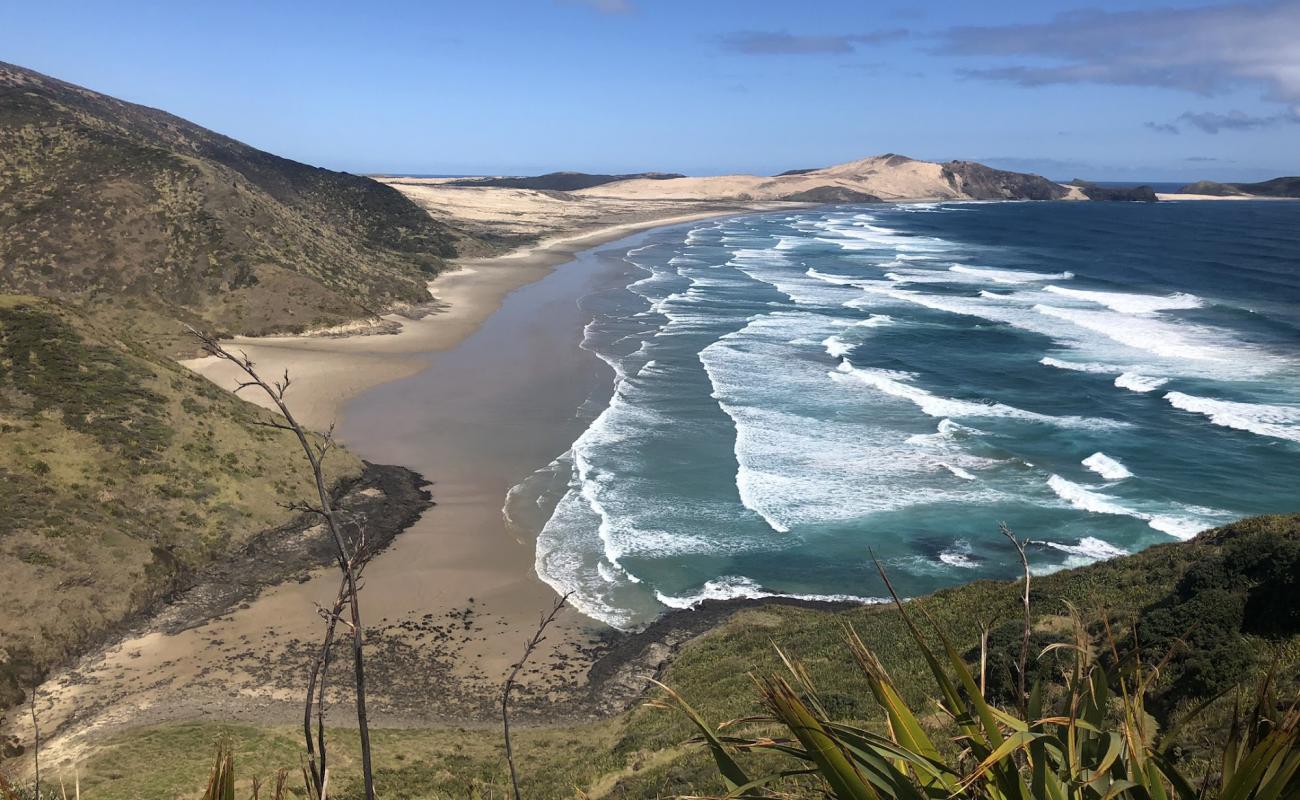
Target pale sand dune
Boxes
[378,177,768,244]
[573,153,1072,202]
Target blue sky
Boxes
[4,0,1298,180]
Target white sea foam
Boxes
[806,267,870,287]
[810,217,958,256]
[1147,516,1213,539]
[729,248,861,307]
[833,362,1124,429]
[1047,475,1221,540]
[535,206,1281,628]
[1115,372,1168,393]
[655,576,885,610]
[938,540,980,567]
[940,463,977,480]
[1035,536,1129,572]
[1165,392,1300,443]
[821,316,893,358]
[1044,286,1203,314]
[683,224,721,246]
[1033,304,1236,362]
[1045,536,1129,560]
[906,418,982,445]
[949,265,1074,284]
[822,335,853,359]
[1039,357,1121,374]
[1048,475,1134,516]
[1082,452,1133,481]
[863,284,1283,380]
[701,313,1003,533]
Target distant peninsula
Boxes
[1176,177,1300,198]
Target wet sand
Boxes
[27,219,724,768]
[183,207,783,432]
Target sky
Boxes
[3,0,1299,181]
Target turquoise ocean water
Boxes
[505,201,1300,628]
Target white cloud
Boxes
[941,1,1300,108]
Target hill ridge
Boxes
[0,61,473,354]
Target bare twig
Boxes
[978,620,991,698]
[999,522,1032,715]
[502,592,572,800]
[304,575,348,797]
[188,327,377,800]
[29,686,39,800]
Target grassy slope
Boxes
[0,295,361,707]
[0,62,473,355]
[65,514,1300,799]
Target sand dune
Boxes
[574,154,1075,202]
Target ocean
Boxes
[505,200,1300,629]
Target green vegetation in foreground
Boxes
[0,62,476,355]
[663,555,1299,799]
[0,295,360,710]
[48,514,1300,799]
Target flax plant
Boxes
[658,556,1300,800]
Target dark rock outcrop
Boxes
[1176,180,1245,196]
[1070,180,1159,202]
[941,160,1070,201]
[779,185,882,203]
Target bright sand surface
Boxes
[29,209,772,765]
[182,207,780,431]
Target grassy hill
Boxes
[1177,177,1300,197]
[59,513,1300,799]
[0,62,474,355]
[0,295,365,710]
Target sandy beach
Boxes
[24,206,785,766]
[183,205,785,431]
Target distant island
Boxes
[1176,176,1300,197]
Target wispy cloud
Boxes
[1145,121,1182,135]
[559,0,635,14]
[939,1,1300,105]
[1148,108,1300,134]
[719,29,908,55]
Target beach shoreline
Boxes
[25,207,794,766]
[183,203,796,432]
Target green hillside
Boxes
[0,63,475,355]
[0,295,363,709]
[1177,177,1300,197]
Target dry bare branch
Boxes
[999,521,1033,715]
[502,592,572,800]
[187,326,377,800]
